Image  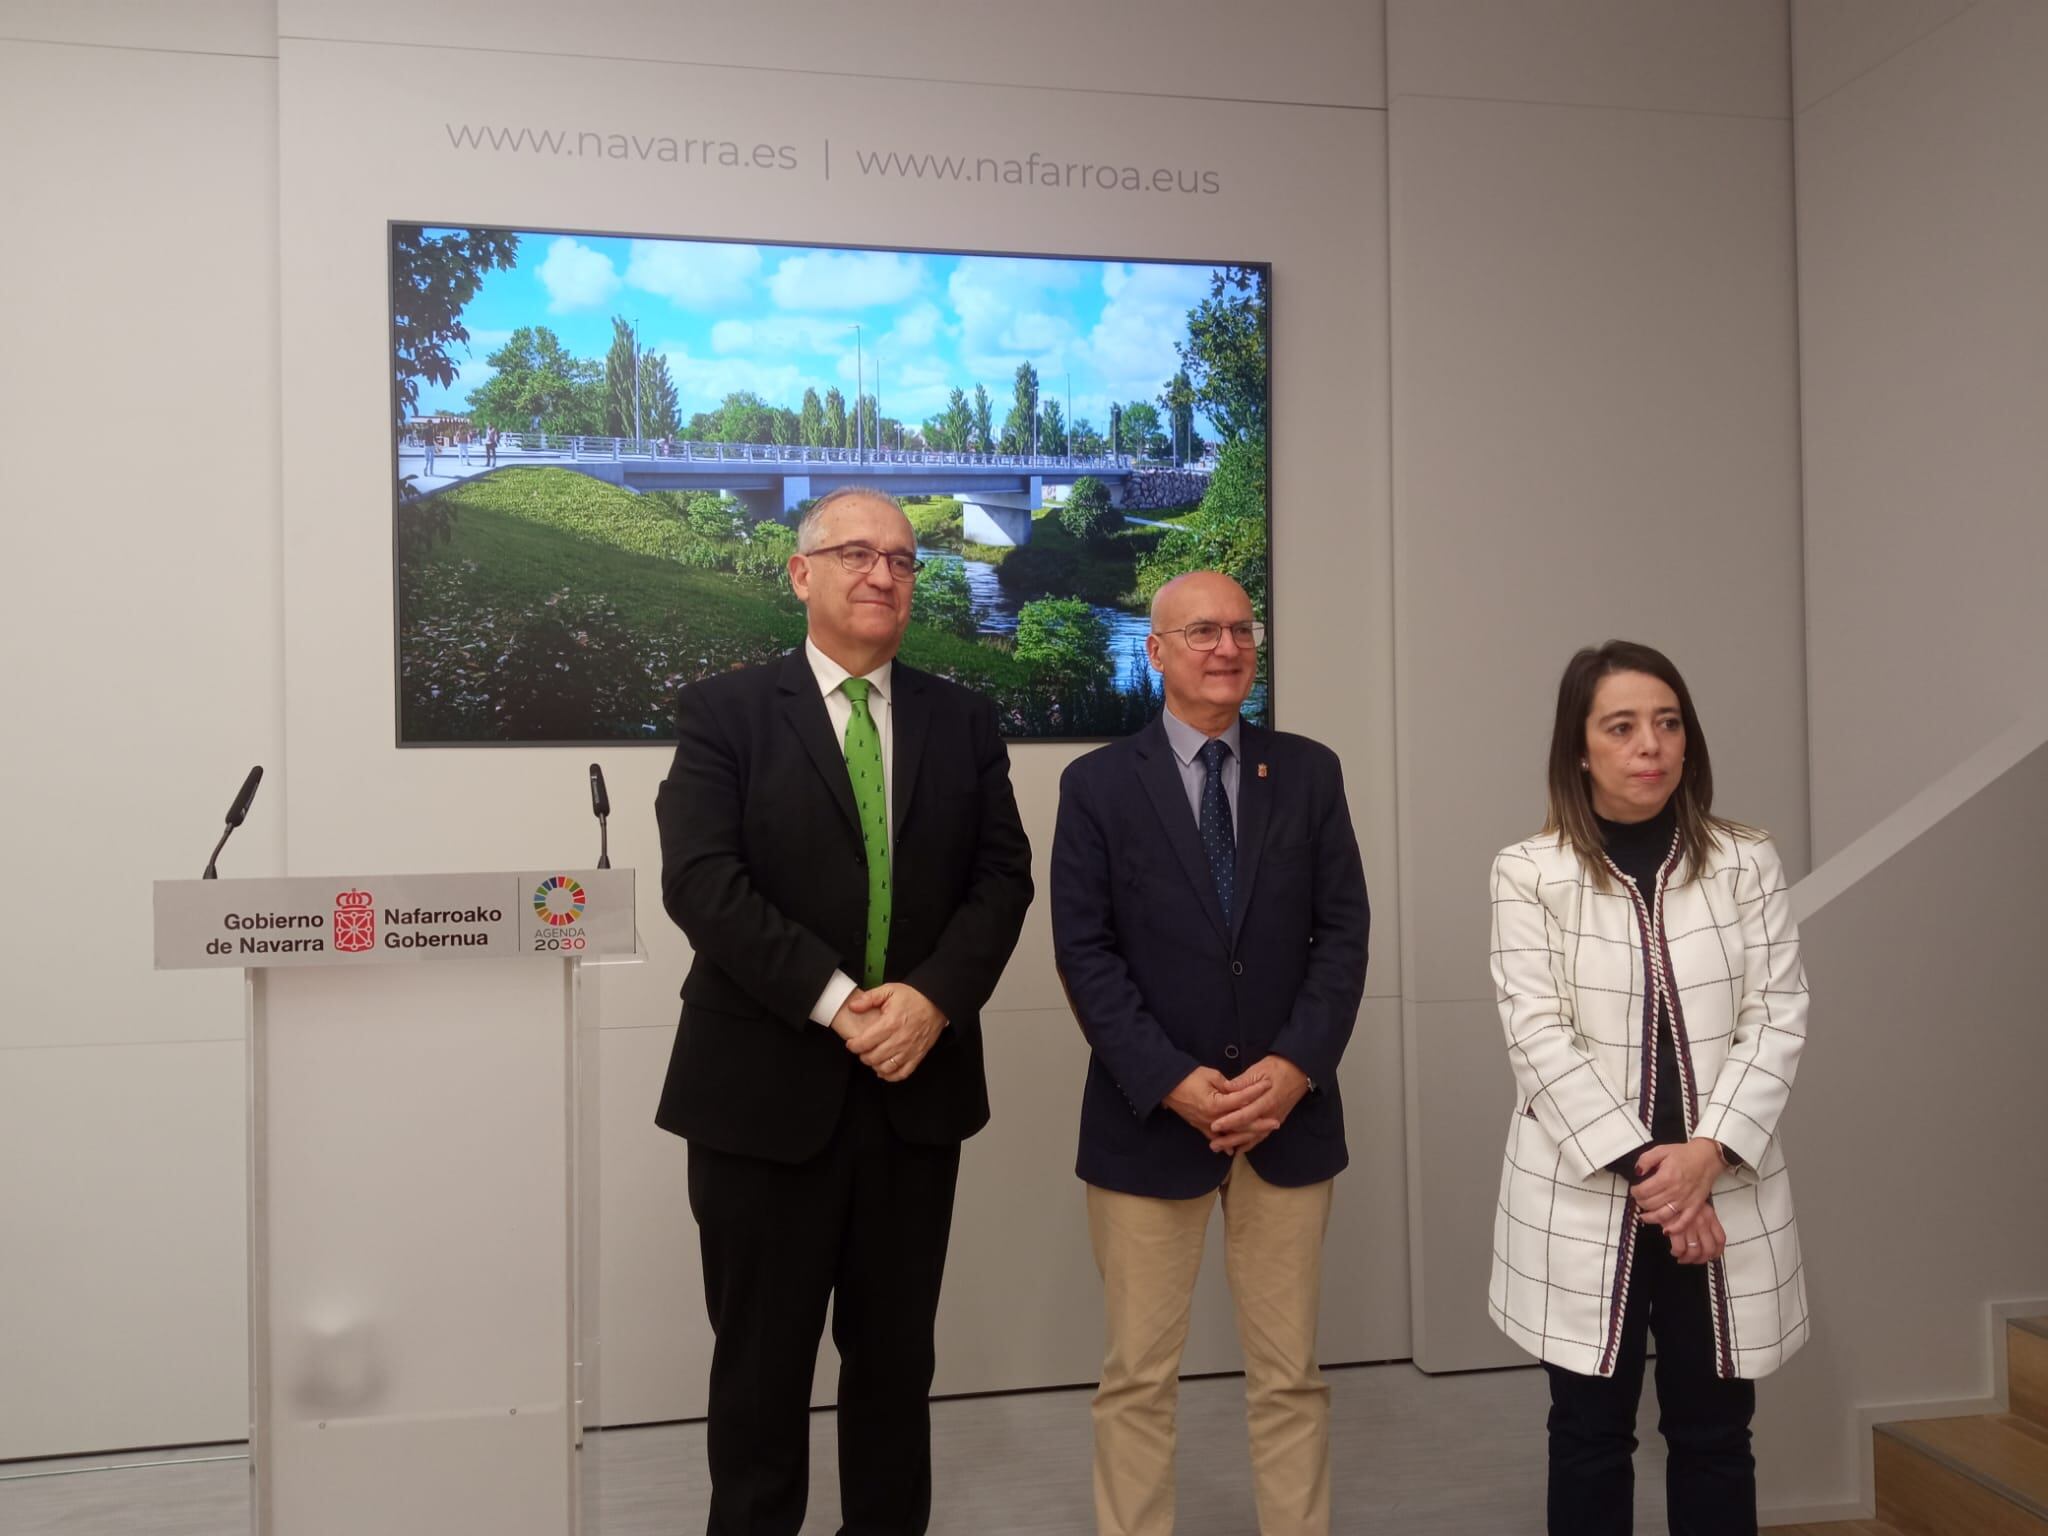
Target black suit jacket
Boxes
[1051,716,1369,1197]
[653,650,1034,1163]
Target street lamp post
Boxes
[632,317,642,448]
[852,323,864,463]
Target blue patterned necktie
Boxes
[1198,737,1235,926]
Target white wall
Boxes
[0,8,282,1458]
[1385,0,1809,1373]
[1763,0,2048,1512]
[1794,0,2048,859]
[57,20,2041,1530]
[2,0,1408,1456]
[1764,731,2048,1514]
[269,8,1403,1425]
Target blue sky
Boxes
[407,228,1241,436]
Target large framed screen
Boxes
[390,224,1270,744]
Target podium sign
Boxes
[154,871,634,1535]
[153,869,636,969]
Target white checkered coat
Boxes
[1487,827,1809,1380]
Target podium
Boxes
[154,869,637,1536]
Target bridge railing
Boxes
[403,430,1152,471]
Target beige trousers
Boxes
[1087,1157,1336,1536]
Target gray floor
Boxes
[0,1362,1672,1534]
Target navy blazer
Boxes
[1051,715,1370,1197]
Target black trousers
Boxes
[687,1068,961,1536]
[1545,1223,1758,1536]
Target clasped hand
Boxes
[830,983,944,1083]
[1632,1139,1728,1265]
[1164,1056,1309,1155]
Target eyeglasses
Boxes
[1153,620,1266,651]
[804,542,924,582]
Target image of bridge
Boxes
[399,433,1201,546]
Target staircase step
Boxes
[1876,1414,2048,1536]
[2013,1318,2048,1432]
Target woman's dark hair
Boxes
[1542,640,1749,885]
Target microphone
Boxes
[202,765,264,879]
[588,763,611,870]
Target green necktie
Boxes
[840,678,890,987]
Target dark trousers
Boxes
[687,1068,961,1536]
[1546,1223,1758,1536]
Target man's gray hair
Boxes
[796,486,905,552]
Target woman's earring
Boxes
[1579,759,1589,771]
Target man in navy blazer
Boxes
[1051,570,1369,1536]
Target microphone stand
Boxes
[202,825,234,881]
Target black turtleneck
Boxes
[1597,800,1687,1174]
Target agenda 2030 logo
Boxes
[532,875,589,951]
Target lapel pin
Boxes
[1257,763,1269,778]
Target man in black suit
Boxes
[1051,571,1369,1536]
[655,487,1033,1536]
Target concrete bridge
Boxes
[400,432,1179,546]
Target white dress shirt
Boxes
[804,637,894,1027]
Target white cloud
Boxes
[885,302,944,351]
[709,319,753,353]
[769,250,926,310]
[652,343,814,414]
[625,240,761,310]
[1075,262,1213,403]
[946,258,1087,387]
[712,314,859,357]
[536,237,620,313]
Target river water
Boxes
[918,546,1154,690]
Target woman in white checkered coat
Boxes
[1488,641,1809,1535]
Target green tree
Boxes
[800,387,826,447]
[1071,417,1106,456]
[637,350,680,439]
[1159,370,1198,463]
[390,224,519,435]
[733,520,797,583]
[1000,362,1040,453]
[856,394,878,452]
[1135,436,1268,610]
[604,316,638,438]
[1177,264,1268,446]
[823,387,848,449]
[389,225,519,558]
[970,384,995,453]
[772,407,801,445]
[914,558,979,638]
[1014,597,1111,689]
[468,326,604,435]
[1120,400,1165,459]
[1037,397,1068,455]
[715,391,776,443]
[927,387,973,451]
[1059,476,1118,541]
[677,491,744,543]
